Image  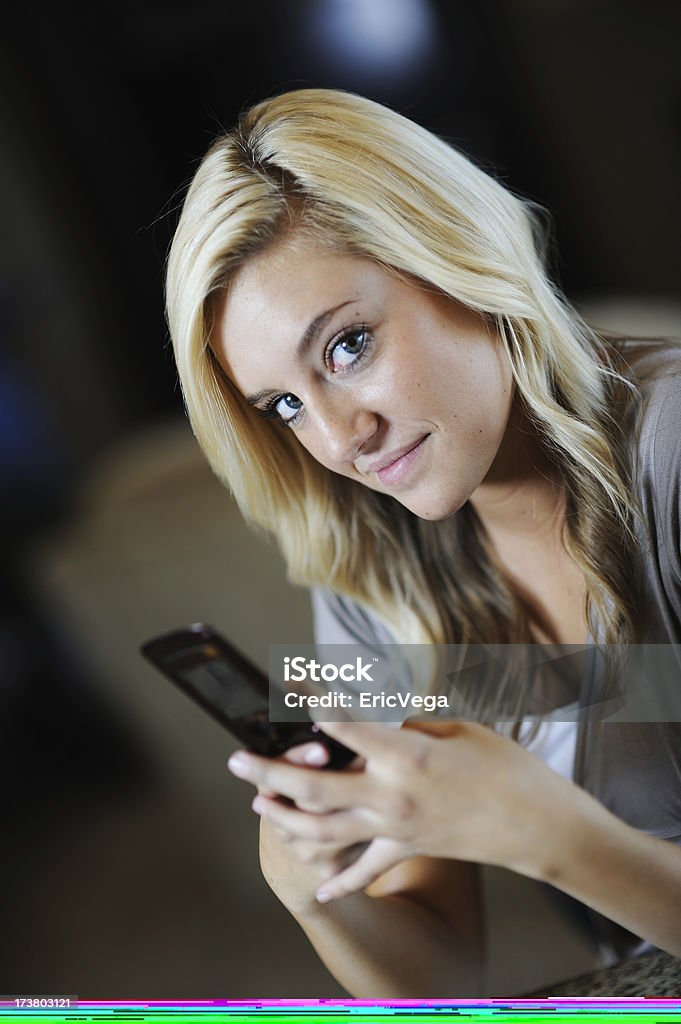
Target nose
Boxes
[309,394,379,467]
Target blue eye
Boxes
[330,329,369,370]
[257,392,303,428]
[275,393,303,422]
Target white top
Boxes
[505,705,579,781]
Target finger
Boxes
[252,794,375,845]
[274,745,361,808]
[315,840,406,903]
[294,747,367,809]
[296,798,332,813]
[255,745,329,809]
[281,742,330,767]
[338,840,371,870]
[228,750,374,810]
[257,785,278,799]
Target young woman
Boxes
[165,89,681,996]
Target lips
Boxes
[363,434,430,486]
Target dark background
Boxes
[1,0,680,999]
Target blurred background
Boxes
[1,0,680,999]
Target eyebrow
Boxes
[245,299,355,406]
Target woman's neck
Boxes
[469,397,567,545]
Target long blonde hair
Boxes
[166,88,641,707]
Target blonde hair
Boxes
[166,88,642,715]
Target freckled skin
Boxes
[214,240,514,521]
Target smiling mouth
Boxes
[374,435,429,486]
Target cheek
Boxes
[442,344,512,443]
[295,433,327,468]
[295,432,354,479]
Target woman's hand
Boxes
[235,740,368,916]
[229,719,579,903]
[258,814,369,917]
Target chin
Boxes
[402,492,465,522]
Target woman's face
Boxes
[214,239,514,521]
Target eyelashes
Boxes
[256,325,374,429]
[324,325,372,372]
[257,394,302,428]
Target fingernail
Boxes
[251,796,265,814]
[316,888,332,903]
[304,745,328,765]
[228,753,249,777]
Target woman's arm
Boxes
[260,818,486,997]
[320,721,681,957]
[233,720,681,958]
[522,783,681,957]
[323,722,681,956]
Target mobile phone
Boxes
[140,623,355,769]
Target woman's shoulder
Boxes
[618,337,681,393]
[311,587,397,647]
[311,588,416,698]
[622,339,681,591]
[625,340,681,476]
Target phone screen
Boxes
[166,644,266,720]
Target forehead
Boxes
[213,240,388,381]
